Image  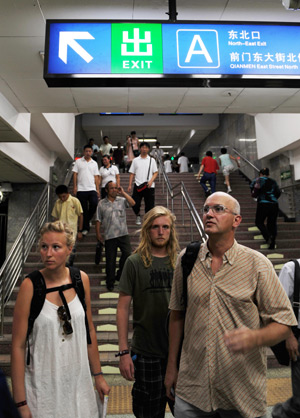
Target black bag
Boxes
[95,241,104,265]
[251,178,260,198]
[136,182,148,192]
[166,241,201,365]
[133,149,140,157]
[270,259,300,365]
[131,139,140,157]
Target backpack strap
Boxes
[26,271,46,338]
[181,241,201,310]
[26,270,46,365]
[69,266,91,344]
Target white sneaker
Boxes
[136,216,141,225]
[227,187,232,193]
[82,229,88,236]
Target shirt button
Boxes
[62,339,65,342]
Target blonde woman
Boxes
[11,221,110,418]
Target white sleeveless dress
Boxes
[25,295,99,418]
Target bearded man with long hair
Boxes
[117,206,179,418]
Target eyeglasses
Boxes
[202,204,238,215]
[57,305,73,335]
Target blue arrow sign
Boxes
[47,22,111,74]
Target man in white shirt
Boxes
[177,152,189,173]
[72,144,100,235]
[99,136,113,159]
[128,142,158,225]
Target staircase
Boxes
[1,170,300,375]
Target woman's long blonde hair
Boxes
[134,206,179,269]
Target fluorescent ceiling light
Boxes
[239,138,256,142]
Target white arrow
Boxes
[59,31,94,64]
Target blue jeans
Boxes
[200,172,216,194]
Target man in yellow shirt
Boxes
[51,184,83,265]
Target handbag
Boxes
[95,241,104,265]
[131,139,140,158]
[133,149,140,157]
[136,158,152,193]
[270,259,300,366]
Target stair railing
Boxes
[0,183,50,337]
[232,148,260,175]
[156,153,207,243]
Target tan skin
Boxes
[164,192,291,400]
[117,215,171,381]
[11,231,110,418]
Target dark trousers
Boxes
[272,336,300,418]
[76,191,98,231]
[132,185,155,216]
[132,353,174,418]
[255,202,278,241]
[105,235,132,284]
[200,172,216,194]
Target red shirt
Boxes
[201,156,219,173]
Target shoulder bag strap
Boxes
[147,157,152,181]
[292,259,300,321]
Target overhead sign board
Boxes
[44,20,300,87]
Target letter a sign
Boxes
[176,29,220,68]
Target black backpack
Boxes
[26,266,91,365]
[181,241,201,309]
[270,259,300,365]
[166,241,201,365]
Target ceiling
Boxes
[1,0,300,157]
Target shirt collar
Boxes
[200,239,238,265]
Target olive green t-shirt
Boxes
[119,253,174,358]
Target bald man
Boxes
[165,192,297,418]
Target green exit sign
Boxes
[281,170,291,180]
[111,23,163,73]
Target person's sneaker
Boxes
[227,187,232,193]
[82,230,88,236]
[136,216,141,225]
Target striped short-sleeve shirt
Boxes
[169,240,297,418]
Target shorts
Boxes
[222,165,235,176]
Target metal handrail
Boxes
[232,148,260,173]
[156,153,207,243]
[0,183,50,336]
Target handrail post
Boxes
[191,213,193,241]
[0,268,5,337]
[181,185,185,225]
